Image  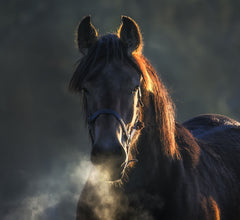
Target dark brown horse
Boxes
[69,16,240,220]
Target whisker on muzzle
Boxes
[121,159,138,168]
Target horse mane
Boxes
[69,33,180,159]
[133,53,180,159]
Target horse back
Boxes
[183,114,240,139]
[183,114,240,174]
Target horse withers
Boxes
[69,16,240,220]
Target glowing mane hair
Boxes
[133,53,180,159]
[117,16,179,159]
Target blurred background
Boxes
[0,0,239,219]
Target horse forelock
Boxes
[69,34,134,92]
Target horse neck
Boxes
[143,98,175,171]
[126,94,178,191]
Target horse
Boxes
[69,15,240,220]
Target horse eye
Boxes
[82,88,89,94]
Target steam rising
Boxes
[77,166,159,220]
[2,156,92,220]
[78,166,123,220]
[2,153,156,220]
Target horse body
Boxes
[183,114,240,219]
[124,114,240,220]
[70,16,240,220]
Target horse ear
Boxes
[77,15,98,54]
[118,16,142,54]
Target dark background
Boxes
[1,0,239,219]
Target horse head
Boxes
[70,16,144,181]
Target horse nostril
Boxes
[91,142,126,165]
